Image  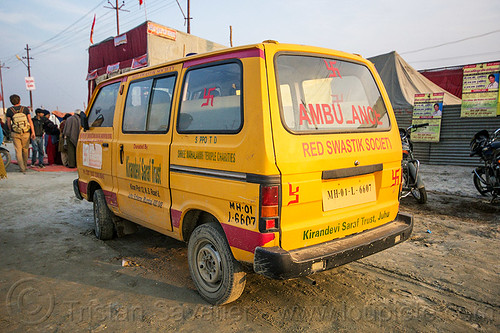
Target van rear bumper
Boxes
[253,212,413,280]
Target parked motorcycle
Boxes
[1,128,10,168]
[399,123,428,204]
[0,146,10,168]
[470,128,500,200]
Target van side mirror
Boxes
[79,112,90,131]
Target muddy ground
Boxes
[0,161,498,332]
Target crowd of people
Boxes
[1,94,81,175]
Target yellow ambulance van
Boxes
[74,41,412,305]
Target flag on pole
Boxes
[139,0,147,20]
[90,14,96,44]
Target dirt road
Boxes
[0,164,498,332]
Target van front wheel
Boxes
[188,222,246,305]
[93,189,115,240]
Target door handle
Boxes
[120,144,124,164]
[102,142,109,147]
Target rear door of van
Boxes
[113,65,180,233]
[264,45,403,251]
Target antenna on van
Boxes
[230,26,233,47]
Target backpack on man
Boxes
[10,107,30,134]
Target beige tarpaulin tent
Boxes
[368,51,462,109]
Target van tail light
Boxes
[259,185,280,233]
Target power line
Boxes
[1,1,107,66]
[401,28,500,55]
[114,0,177,34]
[31,0,107,49]
[2,0,182,70]
[408,50,500,64]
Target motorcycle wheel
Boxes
[473,168,490,196]
[407,170,427,204]
[411,186,427,204]
[1,148,10,168]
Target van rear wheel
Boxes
[188,222,246,305]
[93,189,115,240]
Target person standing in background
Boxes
[43,110,60,165]
[32,108,47,168]
[0,118,10,141]
[0,122,6,179]
[6,94,35,173]
[58,113,71,167]
[63,111,81,168]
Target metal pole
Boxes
[187,0,190,34]
[0,62,8,113]
[25,44,33,111]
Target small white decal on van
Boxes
[82,143,103,169]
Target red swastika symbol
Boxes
[201,87,216,107]
[287,183,299,205]
[324,59,342,78]
[392,168,401,187]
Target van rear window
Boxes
[276,55,390,133]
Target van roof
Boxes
[97,41,366,84]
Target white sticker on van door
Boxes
[82,143,89,166]
[82,143,103,169]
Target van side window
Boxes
[88,82,120,128]
[123,79,153,132]
[123,76,176,133]
[147,76,175,132]
[179,62,242,133]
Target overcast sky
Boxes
[1,0,499,113]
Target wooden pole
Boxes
[25,44,33,111]
[230,26,233,47]
[0,62,8,113]
[115,0,120,35]
[187,0,191,34]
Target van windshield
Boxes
[276,54,390,133]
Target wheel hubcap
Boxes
[196,244,222,285]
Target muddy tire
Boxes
[411,186,427,204]
[93,189,115,240]
[473,168,490,196]
[1,148,11,168]
[188,222,246,305]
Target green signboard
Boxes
[412,93,444,142]
[461,62,500,117]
